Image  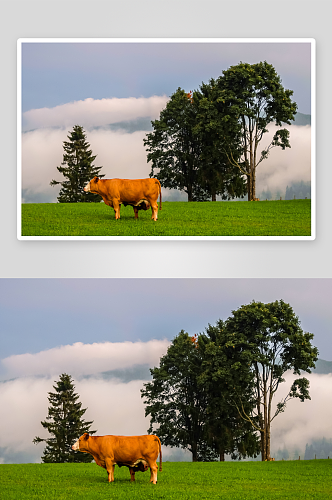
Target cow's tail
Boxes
[158,180,162,211]
[157,437,162,472]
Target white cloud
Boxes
[0,339,171,463]
[23,96,169,131]
[22,128,153,202]
[20,93,312,204]
[270,372,332,456]
[0,376,153,464]
[0,371,330,464]
[1,340,170,380]
[256,124,311,197]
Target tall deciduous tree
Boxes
[144,88,207,202]
[145,88,246,201]
[203,300,318,461]
[194,90,247,201]
[33,373,96,463]
[141,330,218,461]
[50,125,104,202]
[199,62,298,200]
[198,324,261,461]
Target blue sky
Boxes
[21,40,312,114]
[0,278,330,361]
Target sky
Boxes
[0,277,331,464]
[20,40,313,203]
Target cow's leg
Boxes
[112,200,121,220]
[150,202,158,221]
[105,460,115,482]
[147,460,158,484]
[133,207,139,219]
[129,467,136,482]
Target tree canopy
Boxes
[141,330,259,461]
[201,300,318,461]
[199,61,298,200]
[141,330,218,461]
[198,324,261,461]
[144,88,246,201]
[144,88,206,202]
[33,373,96,463]
[50,125,104,202]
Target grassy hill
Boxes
[20,199,311,237]
[1,460,331,499]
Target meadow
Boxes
[1,460,331,499]
[20,199,311,237]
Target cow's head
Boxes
[84,177,99,193]
[72,433,90,451]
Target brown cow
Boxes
[83,177,162,221]
[72,433,162,484]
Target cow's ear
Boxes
[83,433,89,440]
[94,176,99,182]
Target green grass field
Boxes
[1,460,331,499]
[20,200,311,237]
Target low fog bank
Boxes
[0,375,190,464]
[0,367,330,464]
[21,116,311,204]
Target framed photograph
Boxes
[17,38,315,240]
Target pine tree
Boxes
[33,373,96,463]
[50,125,104,202]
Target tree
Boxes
[194,88,247,201]
[50,125,104,202]
[33,373,96,463]
[144,88,246,201]
[144,88,207,202]
[141,330,218,462]
[198,324,261,461]
[200,62,298,200]
[204,300,318,461]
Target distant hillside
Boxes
[312,358,332,374]
[291,112,311,126]
[81,359,331,383]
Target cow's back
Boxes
[100,435,160,462]
[109,178,160,204]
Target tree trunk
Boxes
[266,424,271,461]
[219,449,225,462]
[192,441,198,462]
[260,429,266,461]
[187,184,193,202]
[252,167,256,201]
[247,174,252,201]
[260,425,272,461]
[211,187,216,202]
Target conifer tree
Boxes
[33,373,96,463]
[50,125,104,202]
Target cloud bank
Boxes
[270,372,332,456]
[21,96,312,204]
[23,95,169,131]
[0,339,171,464]
[22,127,154,202]
[256,124,312,198]
[0,376,152,464]
[0,370,329,464]
[22,122,312,204]
[0,340,330,464]
[1,339,170,380]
